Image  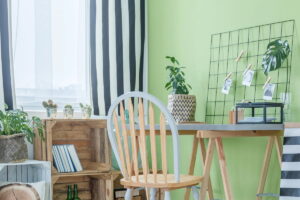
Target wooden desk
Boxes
[145,123,283,200]
[184,124,283,200]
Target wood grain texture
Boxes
[129,99,140,182]
[160,114,168,183]
[34,119,113,200]
[216,138,233,200]
[199,137,214,200]
[120,102,132,179]
[0,183,40,200]
[149,103,158,183]
[256,136,275,200]
[200,138,216,200]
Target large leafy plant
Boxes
[262,39,290,75]
[165,56,192,95]
[0,107,44,143]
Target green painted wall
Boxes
[148,0,300,199]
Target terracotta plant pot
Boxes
[0,134,28,163]
[167,94,196,123]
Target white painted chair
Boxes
[107,91,203,200]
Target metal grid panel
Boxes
[205,20,295,124]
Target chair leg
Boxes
[125,188,133,200]
[150,188,157,200]
[164,190,171,200]
[191,186,199,200]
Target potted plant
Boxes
[165,56,196,122]
[79,103,92,119]
[0,106,44,162]
[262,39,290,75]
[42,100,58,118]
[63,104,74,119]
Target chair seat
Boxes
[121,174,203,189]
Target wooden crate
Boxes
[34,119,114,200]
[0,160,52,200]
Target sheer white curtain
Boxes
[0,37,4,111]
[11,0,91,111]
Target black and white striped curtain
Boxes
[90,0,147,116]
[0,0,15,110]
[280,127,300,199]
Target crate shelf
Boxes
[34,118,114,200]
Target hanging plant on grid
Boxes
[165,56,192,94]
[262,39,290,75]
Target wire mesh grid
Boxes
[205,20,295,124]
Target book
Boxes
[52,144,82,173]
[63,145,75,172]
[57,145,71,172]
[53,145,63,172]
[67,145,83,172]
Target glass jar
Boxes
[47,108,57,118]
[64,107,74,119]
[81,107,92,119]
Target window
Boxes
[11,0,90,111]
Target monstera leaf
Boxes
[262,39,290,75]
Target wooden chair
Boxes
[107,91,203,200]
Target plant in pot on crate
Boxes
[0,106,44,162]
[165,56,196,123]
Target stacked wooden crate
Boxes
[34,119,114,200]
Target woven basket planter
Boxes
[168,94,196,123]
[0,134,28,163]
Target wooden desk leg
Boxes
[256,136,275,200]
[275,136,283,166]
[216,138,234,200]
[184,135,199,200]
[199,138,214,200]
[200,138,216,200]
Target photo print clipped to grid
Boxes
[205,20,295,124]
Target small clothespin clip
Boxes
[263,77,272,89]
[235,50,245,62]
[224,72,232,81]
[243,64,252,76]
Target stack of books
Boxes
[52,144,83,173]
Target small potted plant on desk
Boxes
[0,106,44,162]
[165,56,196,123]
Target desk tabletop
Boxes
[175,123,284,131]
[142,123,284,131]
[140,123,284,137]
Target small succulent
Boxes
[64,104,73,109]
[80,103,92,110]
[42,100,57,109]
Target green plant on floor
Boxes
[164,56,192,94]
[0,105,44,143]
[262,39,290,75]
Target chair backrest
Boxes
[107,91,180,183]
